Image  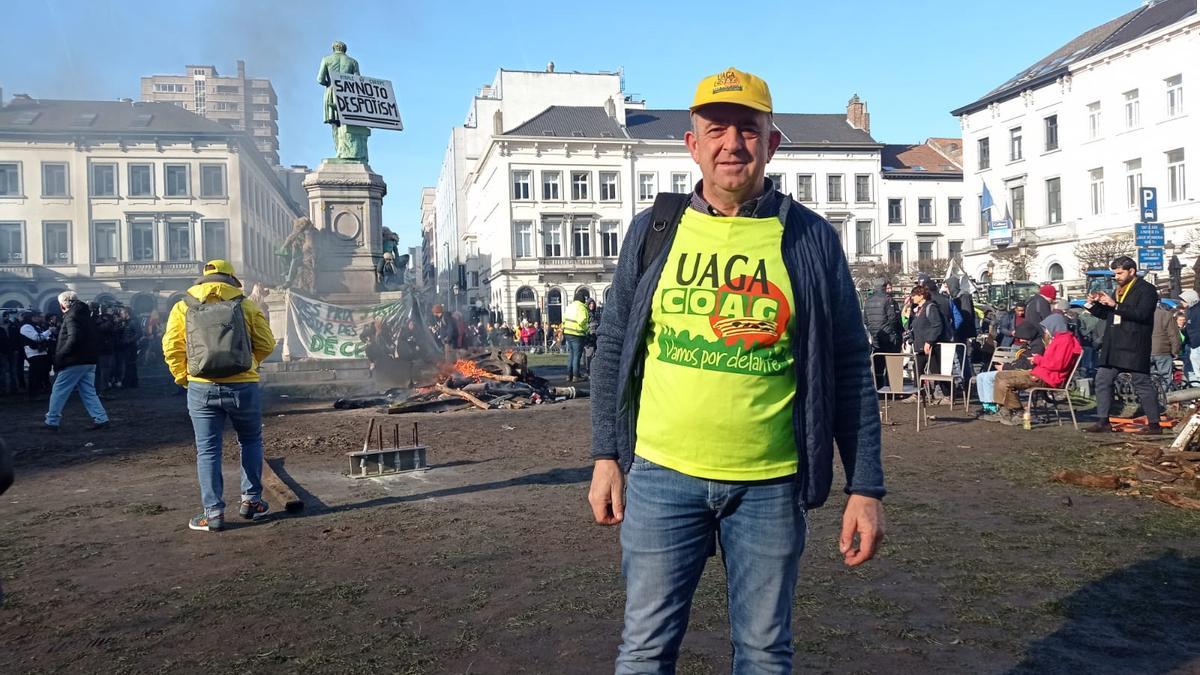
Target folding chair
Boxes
[967,345,1018,412]
[919,342,969,411]
[873,352,918,427]
[1024,353,1082,430]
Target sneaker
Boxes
[188,513,224,532]
[43,423,59,432]
[999,412,1022,426]
[239,499,270,521]
[1083,422,1112,433]
[87,421,110,431]
[1134,425,1163,436]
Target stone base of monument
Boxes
[304,160,387,299]
[258,358,379,399]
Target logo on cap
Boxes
[712,69,744,94]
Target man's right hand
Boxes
[588,459,625,525]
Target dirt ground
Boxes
[2,372,1199,674]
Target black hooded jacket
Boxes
[55,302,99,369]
[863,279,901,349]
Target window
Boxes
[541,171,561,201]
[1125,159,1143,208]
[672,172,691,194]
[165,164,190,197]
[470,271,479,288]
[1087,102,1102,139]
[600,220,619,257]
[153,83,186,93]
[43,221,70,264]
[0,163,21,197]
[1166,74,1184,118]
[1089,168,1105,215]
[948,240,963,261]
[90,163,116,197]
[571,171,590,201]
[1046,177,1062,224]
[93,221,118,262]
[130,219,155,261]
[513,221,534,258]
[202,220,227,261]
[918,240,934,262]
[1009,126,1023,161]
[766,173,784,193]
[1011,186,1025,229]
[796,174,814,202]
[855,220,872,257]
[918,198,933,224]
[1123,89,1140,129]
[40,163,68,197]
[542,218,563,257]
[0,223,24,262]
[638,173,656,201]
[511,170,531,200]
[979,195,988,237]
[1044,115,1058,151]
[199,164,226,198]
[599,172,618,201]
[888,242,903,268]
[572,220,591,257]
[215,85,240,94]
[855,174,871,202]
[1048,263,1064,281]
[167,220,191,261]
[978,138,990,170]
[128,164,153,197]
[887,199,903,224]
[1167,149,1187,203]
[827,175,844,202]
[948,198,963,224]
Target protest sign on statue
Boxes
[286,292,402,359]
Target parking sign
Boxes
[1140,187,1158,222]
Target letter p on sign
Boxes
[1140,187,1158,222]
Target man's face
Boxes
[1113,266,1136,286]
[685,104,782,197]
[1016,307,1025,318]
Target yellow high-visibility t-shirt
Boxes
[635,207,798,481]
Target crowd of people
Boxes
[0,305,163,399]
[863,255,1193,433]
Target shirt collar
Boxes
[689,177,780,218]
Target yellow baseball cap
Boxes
[690,67,772,113]
[203,259,237,277]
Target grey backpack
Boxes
[183,294,254,378]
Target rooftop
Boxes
[0,98,233,135]
[882,141,963,177]
[952,0,1197,116]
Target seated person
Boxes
[980,314,1082,425]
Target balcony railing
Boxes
[92,261,205,277]
[536,256,613,271]
[0,264,35,278]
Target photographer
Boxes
[19,312,53,399]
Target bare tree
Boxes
[851,261,903,290]
[990,248,1039,281]
[907,258,950,277]
[1073,235,1135,275]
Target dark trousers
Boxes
[1094,366,1160,424]
[121,347,139,388]
[26,355,51,398]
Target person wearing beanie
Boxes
[1025,284,1057,328]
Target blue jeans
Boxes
[44,364,108,426]
[975,370,998,404]
[566,334,584,379]
[187,381,264,517]
[617,457,807,675]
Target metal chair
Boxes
[919,342,969,411]
[1023,353,1083,430]
[873,352,918,427]
[967,345,1018,412]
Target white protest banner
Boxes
[286,292,403,359]
[331,72,403,130]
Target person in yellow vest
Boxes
[589,68,886,672]
[163,260,276,532]
[562,288,591,382]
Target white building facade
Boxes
[953,0,1198,284]
[434,68,966,324]
[0,97,302,315]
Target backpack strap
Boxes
[638,192,690,279]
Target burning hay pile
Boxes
[334,349,585,414]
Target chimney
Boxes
[846,94,870,133]
[547,60,555,73]
[237,60,246,79]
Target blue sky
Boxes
[4,0,1141,245]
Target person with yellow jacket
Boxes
[562,288,590,382]
[163,260,276,532]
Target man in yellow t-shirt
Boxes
[589,68,886,673]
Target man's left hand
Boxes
[839,495,885,567]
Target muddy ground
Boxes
[1,372,1199,675]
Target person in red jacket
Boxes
[991,313,1082,425]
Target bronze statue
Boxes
[318,40,370,162]
[278,216,317,292]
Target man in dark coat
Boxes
[1085,256,1160,434]
[946,276,977,382]
[44,291,109,431]
[864,278,902,385]
[919,275,954,342]
[1025,284,1056,328]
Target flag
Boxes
[981,181,994,216]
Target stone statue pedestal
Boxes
[303,160,387,304]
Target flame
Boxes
[452,359,492,381]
